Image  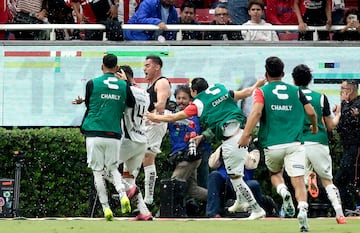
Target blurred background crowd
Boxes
[0,0,359,40]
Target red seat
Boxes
[174,0,185,8]
[278,32,299,41]
[196,8,215,24]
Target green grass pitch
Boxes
[0,217,359,233]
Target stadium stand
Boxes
[195,8,215,24]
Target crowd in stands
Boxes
[1,0,360,41]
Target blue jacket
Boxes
[124,0,179,40]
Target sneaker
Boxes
[283,191,295,217]
[120,195,131,214]
[297,209,309,232]
[336,216,346,224]
[308,172,319,198]
[247,208,266,220]
[126,185,139,199]
[133,213,153,221]
[227,201,250,213]
[104,207,113,221]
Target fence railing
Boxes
[0,23,347,41]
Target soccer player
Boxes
[147,77,267,220]
[116,65,154,220]
[238,57,318,232]
[292,64,346,224]
[80,54,135,221]
[142,55,171,205]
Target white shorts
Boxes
[145,122,167,154]
[264,143,306,177]
[304,143,333,180]
[221,129,247,177]
[86,137,120,172]
[119,138,146,178]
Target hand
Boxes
[115,69,127,81]
[158,22,167,31]
[351,107,359,116]
[332,104,341,115]
[107,5,118,19]
[298,22,307,33]
[192,135,204,145]
[340,90,350,102]
[310,125,318,134]
[238,134,251,148]
[146,112,161,123]
[255,78,266,88]
[35,9,47,21]
[72,96,84,104]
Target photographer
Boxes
[167,85,208,203]
[333,8,360,41]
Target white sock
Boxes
[297,201,309,211]
[93,170,109,210]
[109,169,126,198]
[230,177,261,211]
[144,164,156,204]
[134,192,151,215]
[325,184,344,217]
[276,183,289,199]
[124,177,136,191]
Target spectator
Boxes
[332,8,360,41]
[118,0,140,23]
[71,0,102,40]
[72,0,122,41]
[238,56,318,232]
[332,0,345,25]
[12,0,49,40]
[203,4,243,40]
[124,0,179,41]
[294,0,332,40]
[228,0,249,24]
[206,146,278,218]
[0,0,12,39]
[177,1,203,40]
[334,79,360,213]
[71,0,97,24]
[147,77,267,220]
[47,0,80,40]
[265,0,298,25]
[292,64,346,224]
[242,0,279,41]
[167,85,208,204]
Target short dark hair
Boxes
[248,0,264,10]
[146,55,163,68]
[118,65,134,79]
[174,84,191,99]
[265,56,284,78]
[180,1,196,12]
[292,64,312,87]
[343,8,359,24]
[103,54,118,69]
[191,77,209,93]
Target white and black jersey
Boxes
[122,85,151,143]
